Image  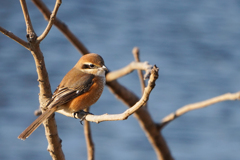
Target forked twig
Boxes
[32,0,89,54]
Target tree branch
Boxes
[157,92,240,130]
[0,26,29,49]
[32,0,89,54]
[37,0,62,43]
[84,109,95,160]
[19,0,36,42]
[19,0,34,32]
[132,47,146,94]
[106,61,152,82]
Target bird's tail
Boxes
[18,107,57,140]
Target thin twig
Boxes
[19,0,34,33]
[37,0,62,43]
[0,26,29,49]
[19,0,36,42]
[132,47,146,94]
[132,47,148,108]
[158,92,240,130]
[106,61,152,82]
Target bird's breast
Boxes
[66,76,105,112]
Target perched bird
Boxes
[18,53,108,140]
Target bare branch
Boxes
[30,45,65,160]
[84,109,95,160]
[158,92,240,130]
[20,0,34,32]
[37,0,62,43]
[132,47,148,109]
[32,0,89,55]
[106,61,152,82]
[44,114,65,160]
[19,0,36,41]
[132,47,146,94]
[0,26,29,49]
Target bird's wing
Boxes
[46,70,94,109]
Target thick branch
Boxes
[30,44,65,160]
[44,114,64,160]
[19,0,65,159]
[158,92,240,130]
[106,61,152,82]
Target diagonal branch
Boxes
[0,26,29,49]
[157,92,240,130]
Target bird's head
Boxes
[76,53,108,77]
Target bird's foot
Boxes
[73,110,93,125]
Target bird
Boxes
[18,53,108,140]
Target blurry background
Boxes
[0,0,240,159]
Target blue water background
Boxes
[0,0,240,159]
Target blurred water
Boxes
[1,0,240,160]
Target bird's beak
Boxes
[102,65,108,72]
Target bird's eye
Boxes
[82,64,95,69]
[89,64,94,68]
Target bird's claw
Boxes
[73,110,93,125]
